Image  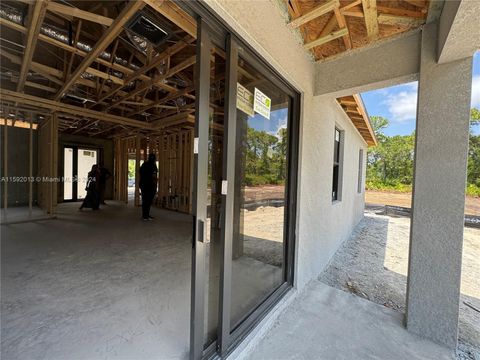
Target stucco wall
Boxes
[204,0,367,290]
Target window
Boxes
[358,149,364,193]
[332,128,343,201]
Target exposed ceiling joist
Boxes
[342,6,364,18]
[333,7,352,50]
[377,6,426,19]
[361,0,379,41]
[287,0,339,29]
[1,90,152,129]
[144,0,197,38]
[47,1,114,26]
[127,86,195,117]
[151,111,194,129]
[17,0,49,93]
[304,28,348,50]
[95,36,194,104]
[378,14,423,27]
[105,55,196,111]
[54,0,145,101]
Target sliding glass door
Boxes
[190,14,299,360]
[229,53,292,331]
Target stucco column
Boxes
[406,23,472,349]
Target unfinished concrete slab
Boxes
[1,201,292,359]
[1,202,192,360]
[245,281,453,360]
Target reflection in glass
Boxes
[230,57,290,330]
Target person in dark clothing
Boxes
[139,153,158,220]
[98,162,111,205]
[79,164,100,210]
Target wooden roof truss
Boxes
[286,0,429,60]
[0,0,199,138]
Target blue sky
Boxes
[248,108,288,137]
[361,51,480,136]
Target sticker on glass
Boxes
[253,88,271,120]
[236,83,254,116]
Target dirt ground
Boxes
[320,212,480,359]
[366,190,480,216]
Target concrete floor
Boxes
[1,200,288,360]
[1,206,50,225]
[1,201,193,360]
[246,281,454,360]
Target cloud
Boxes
[384,84,418,122]
[472,75,480,108]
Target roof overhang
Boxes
[337,93,377,146]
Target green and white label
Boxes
[254,88,271,120]
[236,83,254,116]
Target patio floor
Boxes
[244,281,453,360]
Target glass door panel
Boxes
[63,147,74,200]
[230,56,291,330]
[77,149,98,199]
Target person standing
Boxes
[98,162,111,205]
[139,153,158,220]
[79,164,100,210]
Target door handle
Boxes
[197,219,209,244]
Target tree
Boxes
[468,108,480,187]
[471,108,480,127]
[367,110,480,196]
[370,116,389,141]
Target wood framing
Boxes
[284,0,429,60]
[47,2,114,26]
[53,1,145,100]
[304,28,349,50]
[287,0,339,29]
[144,0,197,38]
[1,90,152,129]
[337,94,376,146]
[362,0,379,41]
[17,0,49,93]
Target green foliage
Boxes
[367,109,480,198]
[128,159,136,179]
[468,133,480,187]
[367,130,415,186]
[471,108,480,126]
[365,179,412,193]
[243,127,288,186]
[466,184,480,197]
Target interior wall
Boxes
[0,125,38,207]
[203,0,368,290]
[58,133,114,202]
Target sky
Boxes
[248,108,288,138]
[361,51,480,136]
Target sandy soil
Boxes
[366,190,480,216]
[242,206,285,267]
[320,212,480,359]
